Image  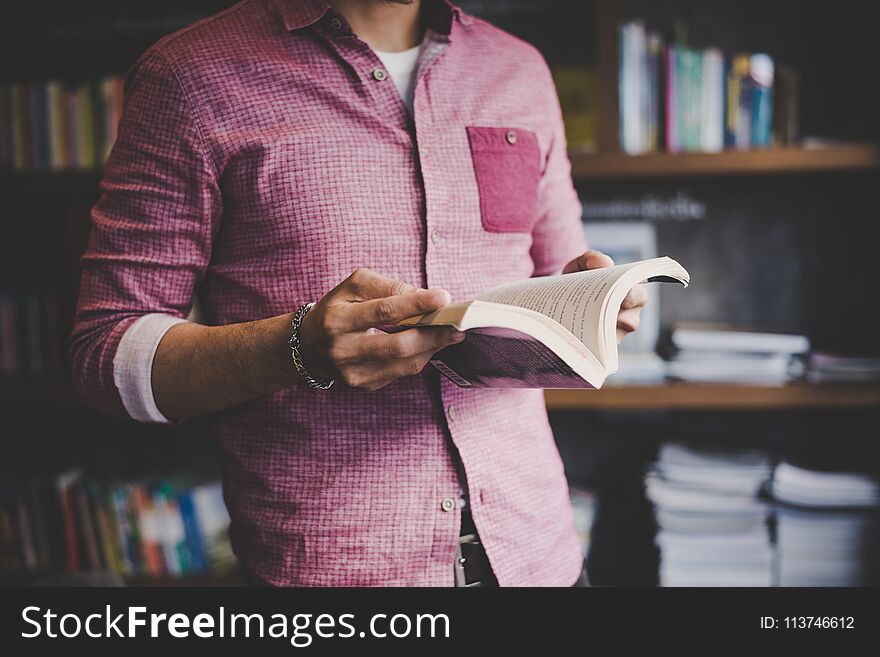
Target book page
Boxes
[476,265,633,360]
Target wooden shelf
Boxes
[2,144,877,198]
[545,384,880,411]
[4,380,879,411]
[569,144,880,180]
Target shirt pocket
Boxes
[466,126,541,233]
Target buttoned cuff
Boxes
[113,313,188,424]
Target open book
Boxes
[399,256,689,389]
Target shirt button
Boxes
[447,405,456,421]
[431,229,440,245]
[441,498,456,512]
[328,17,343,31]
[372,68,388,82]
[419,145,429,157]
[506,130,518,144]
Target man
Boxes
[71,0,646,586]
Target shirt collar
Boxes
[272,0,473,35]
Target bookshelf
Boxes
[2,0,879,589]
[3,142,879,199]
[4,379,879,412]
[545,384,880,411]
[569,144,880,180]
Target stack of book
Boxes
[0,472,234,579]
[618,21,787,154]
[666,325,809,385]
[771,463,880,586]
[647,442,774,586]
[805,353,880,384]
[0,76,123,171]
[0,288,64,379]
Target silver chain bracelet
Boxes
[288,303,334,390]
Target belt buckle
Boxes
[454,533,483,587]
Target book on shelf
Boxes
[0,287,64,379]
[552,67,598,153]
[0,76,123,172]
[0,472,234,580]
[618,21,663,155]
[805,353,880,384]
[648,441,774,587]
[771,462,880,586]
[666,324,809,385]
[396,257,689,389]
[618,20,785,154]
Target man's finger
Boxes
[347,326,463,362]
[621,284,648,310]
[343,268,418,301]
[339,351,437,390]
[582,250,615,271]
[617,308,641,334]
[344,288,451,330]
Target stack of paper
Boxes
[667,326,809,385]
[771,463,880,586]
[806,353,880,384]
[648,442,774,586]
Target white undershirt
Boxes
[373,44,421,114]
[113,44,424,424]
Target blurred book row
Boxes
[667,326,880,386]
[0,472,234,580]
[0,288,65,378]
[617,324,880,387]
[0,77,123,172]
[648,442,880,586]
[618,20,798,155]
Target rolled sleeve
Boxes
[69,47,222,418]
[529,60,587,277]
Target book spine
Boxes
[10,83,29,170]
[133,484,164,575]
[16,497,39,572]
[90,80,105,168]
[110,485,138,574]
[24,293,44,375]
[0,84,11,169]
[56,477,79,572]
[28,481,51,570]
[700,49,724,153]
[76,82,96,169]
[680,48,703,152]
[30,83,50,171]
[749,54,774,147]
[46,81,66,170]
[65,88,79,169]
[618,23,630,153]
[87,483,116,572]
[177,491,207,572]
[0,292,17,375]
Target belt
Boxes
[454,507,498,587]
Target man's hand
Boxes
[298,268,463,391]
[563,249,648,344]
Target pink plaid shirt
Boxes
[70,0,588,586]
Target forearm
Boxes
[152,313,298,419]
